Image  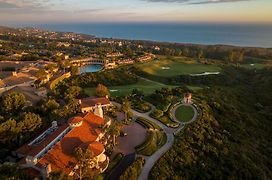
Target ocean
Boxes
[32,23,272,48]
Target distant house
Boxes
[79,97,112,113]
[153,46,160,51]
[137,53,156,63]
[16,112,110,179]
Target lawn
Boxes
[84,78,175,97]
[135,56,221,77]
[175,105,195,122]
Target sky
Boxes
[0,0,272,24]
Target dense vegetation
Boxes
[150,68,272,179]
[59,67,138,89]
[119,157,145,180]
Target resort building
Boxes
[183,93,192,104]
[137,53,156,62]
[16,111,110,179]
[79,97,112,113]
[106,52,123,58]
[117,58,135,65]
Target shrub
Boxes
[150,109,164,119]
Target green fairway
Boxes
[84,79,176,97]
[240,63,268,69]
[186,85,204,91]
[136,56,221,77]
[175,105,195,122]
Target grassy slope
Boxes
[175,105,195,122]
[135,56,221,77]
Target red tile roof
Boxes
[88,142,104,156]
[80,97,110,109]
[16,124,70,157]
[68,116,83,124]
[35,112,105,174]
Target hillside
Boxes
[150,68,272,179]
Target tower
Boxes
[183,93,192,104]
[94,104,103,118]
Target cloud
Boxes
[189,0,250,5]
[144,0,250,4]
[0,1,18,8]
[72,8,103,14]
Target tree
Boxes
[198,49,204,59]
[1,92,26,115]
[49,171,68,180]
[53,99,80,120]
[0,119,20,144]
[69,147,98,180]
[60,60,71,72]
[71,65,79,76]
[132,89,144,98]
[36,69,48,82]
[227,51,234,62]
[121,99,131,122]
[106,120,122,146]
[119,157,145,180]
[41,99,60,113]
[64,86,82,102]
[0,163,27,179]
[96,84,110,97]
[18,112,42,133]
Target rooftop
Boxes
[80,97,111,109]
[17,112,105,174]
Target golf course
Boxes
[84,78,176,97]
[135,56,222,77]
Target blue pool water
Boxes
[79,64,103,73]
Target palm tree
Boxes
[107,121,122,146]
[69,147,98,180]
[121,99,131,122]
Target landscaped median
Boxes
[175,105,195,122]
[135,117,167,156]
[150,105,179,128]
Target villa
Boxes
[15,111,111,179]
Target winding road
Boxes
[111,101,199,180]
